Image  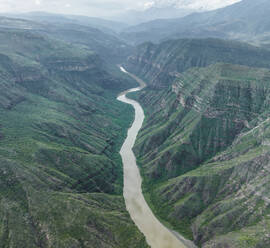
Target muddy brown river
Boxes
[118,66,195,248]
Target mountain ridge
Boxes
[125,38,270,247]
[121,0,270,46]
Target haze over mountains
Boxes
[4,12,129,33]
[111,0,241,25]
[1,0,270,247]
[110,7,192,25]
[121,0,270,46]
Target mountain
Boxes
[41,23,131,63]
[125,38,270,247]
[0,15,132,63]
[126,38,270,88]
[5,12,129,33]
[110,7,192,26]
[3,4,270,247]
[121,0,270,46]
[0,27,148,247]
[0,15,45,29]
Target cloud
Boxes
[148,0,241,10]
[0,0,241,17]
[180,0,242,10]
[144,1,155,9]
[35,0,41,5]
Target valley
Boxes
[118,67,196,248]
[1,0,270,247]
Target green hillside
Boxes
[0,29,148,247]
[0,15,131,63]
[127,39,270,247]
[126,38,270,88]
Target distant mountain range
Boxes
[4,12,129,33]
[0,15,132,63]
[121,0,270,47]
[109,7,193,26]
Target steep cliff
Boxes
[127,39,270,247]
[126,38,270,88]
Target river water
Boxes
[118,67,193,248]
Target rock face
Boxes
[126,38,270,89]
[127,38,270,247]
[0,29,148,247]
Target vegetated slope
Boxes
[0,29,148,247]
[126,38,270,88]
[0,15,131,63]
[43,23,131,63]
[0,16,44,29]
[121,0,270,46]
[126,39,270,247]
[7,11,129,33]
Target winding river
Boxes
[118,66,194,248]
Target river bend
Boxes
[118,66,191,248]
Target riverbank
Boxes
[118,66,193,248]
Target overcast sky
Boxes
[0,0,241,17]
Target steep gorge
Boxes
[126,38,270,247]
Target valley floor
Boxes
[119,67,197,248]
